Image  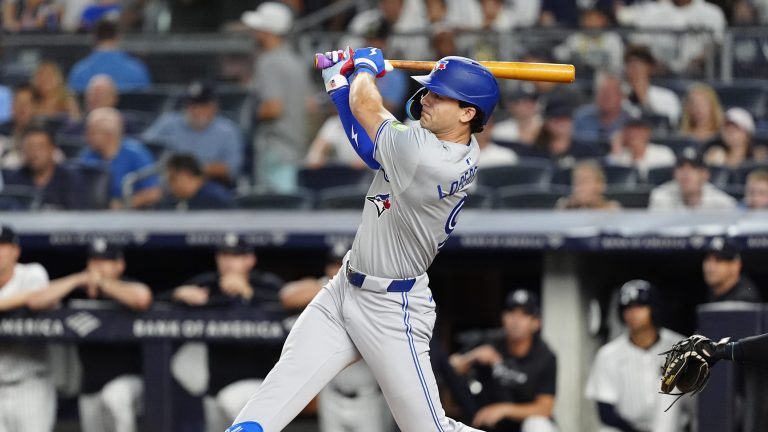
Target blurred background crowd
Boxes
[1,0,768,211]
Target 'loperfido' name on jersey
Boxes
[438,163,478,200]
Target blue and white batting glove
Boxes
[353,47,387,78]
[320,47,354,94]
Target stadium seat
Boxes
[56,134,87,159]
[117,89,175,115]
[476,158,553,189]
[464,186,494,209]
[493,185,569,209]
[140,139,171,162]
[647,166,674,186]
[605,186,653,209]
[218,88,255,135]
[297,165,373,192]
[494,140,535,158]
[315,185,369,210]
[553,165,639,187]
[65,161,110,209]
[707,165,732,190]
[713,84,766,119]
[0,185,38,210]
[236,188,313,210]
[731,162,768,186]
[654,137,698,155]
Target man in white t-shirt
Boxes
[649,147,737,210]
[0,225,55,431]
[477,119,518,168]
[607,115,676,180]
[586,280,690,432]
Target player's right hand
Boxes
[173,285,210,306]
[469,344,503,366]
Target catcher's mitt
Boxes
[659,335,729,411]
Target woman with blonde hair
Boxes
[31,61,81,121]
[555,161,622,210]
[679,83,723,145]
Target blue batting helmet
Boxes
[405,56,500,125]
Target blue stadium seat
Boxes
[56,134,87,159]
[117,89,175,115]
[731,162,768,186]
[647,166,674,186]
[493,185,569,209]
[297,165,373,192]
[0,184,38,210]
[476,158,553,189]
[64,161,111,209]
[713,84,766,119]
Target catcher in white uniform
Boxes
[228,47,500,432]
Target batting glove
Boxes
[320,47,355,94]
[353,47,387,78]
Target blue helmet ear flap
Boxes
[405,87,428,121]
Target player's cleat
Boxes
[225,422,264,432]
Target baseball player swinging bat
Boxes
[314,54,576,83]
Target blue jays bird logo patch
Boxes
[366,193,391,217]
[435,59,449,71]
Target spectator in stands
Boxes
[553,9,624,74]
[449,289,558,432]
[703,236,762,302]
[31,61,81,121]
[539,0,611,27]
[0,225,55,430]
[67,18,151,92]
[158,153,237,210]
[463,0,512,62]
[1,0,61,32]
[346,0,429,60]
[744,169,768,209]
[242,2,310,192]
[279,245,394,432]
[476,118,518,168]
[585,280,690,432]
[753,139,768,163]
[555,161,621,210]
[607,115,676,180]
[649,147,737,210]
[81,107,161,209]
[616,0,726,75]
[27,238,152,432]
[703,107,755,169]
[430,25,459,60]
[573,71,633,142]
[679,83,724,145]
[524,51,585,111]
[78,0,122,30]
[305,115,366,169]
[0,85,37,169]
[142,80,243,185]
[623,45,682,128]
[4,125,82,209]
[492,85,542,146]
[168,234,283,432]
[531,96,594,167]
[60,74,130,136]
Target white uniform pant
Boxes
[0,375,56,432]
[234,261,482,432]
[204,379,263,432]
[79,374,143,432]
[318,362,394,432]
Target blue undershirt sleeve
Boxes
[330,86,380,170]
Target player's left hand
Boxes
[353,47,387,78]
[472,403,509,428]
[220,273,254,300]
[320,47,354,93]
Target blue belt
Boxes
[345,262,416,292]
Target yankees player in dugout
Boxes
[227,46,501,432]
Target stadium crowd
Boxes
[0,0,767,211]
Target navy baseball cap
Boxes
[185,80,216,104]
[88,238,123,260]
[326,243,347,264]
[676,147,706,168]
[624,114,653,129]
[217,233,253,255]
[503,289,540,316]
[705,236,740,260]
[619,279,656,309]
[0,225,19,245]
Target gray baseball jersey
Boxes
[234,120,482,432]
[351,119,479,278]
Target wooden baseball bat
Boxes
[313,54,575,83]
[388,60,576,83]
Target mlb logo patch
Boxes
[366,193,391,217]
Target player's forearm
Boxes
[99,280,153,311]
[27,273,87,311]
[350,73,391,139]
[448,353,473,376]
[731,333,768,363]
[279,278,322,310]
[597,402,641,432]
[500,395,554,421]
[0,291,34,312]
[258,99,283,120]
[204,163,231,181]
